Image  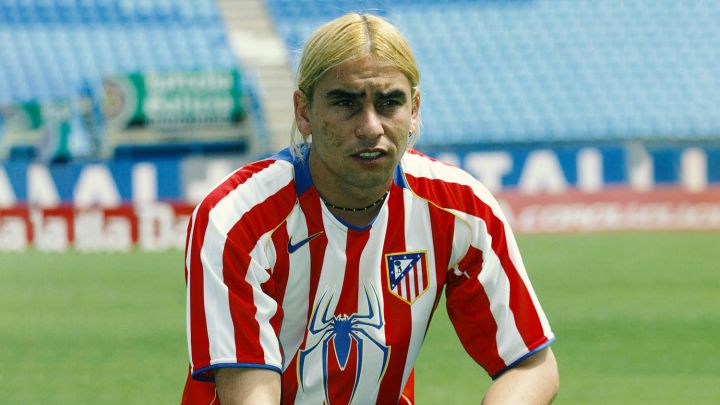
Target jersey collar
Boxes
[274,145,408,198]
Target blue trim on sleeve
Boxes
[191,362,282,382]
[491,337,556,380]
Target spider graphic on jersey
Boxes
[297,286,391,404]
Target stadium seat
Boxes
[0,0,253,161]
[0,0,237,104]
[264,0,720,145]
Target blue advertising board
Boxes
[1,143,718,207]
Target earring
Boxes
[408,130,414,139]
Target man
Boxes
[182,13,558,404]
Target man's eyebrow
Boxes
[377,89,408,100]
[326,89,364,99]
[325,89,408,100]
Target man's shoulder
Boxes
[402,149,480,189]
[194,155,297,217]
[401,149,497,211]
[187,153,299,253]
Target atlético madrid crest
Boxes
[385,251,429,304]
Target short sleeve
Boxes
[185,203,282,381]
[445,194,554,378]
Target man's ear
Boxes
[410,89,421,133]
[294,90,313,136]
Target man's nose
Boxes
[355,106,384,138]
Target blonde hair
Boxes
[290,13,421,158]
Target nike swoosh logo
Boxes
[287,231,324,253]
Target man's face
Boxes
[295,55,419,195]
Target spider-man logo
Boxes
[297,286,390,404]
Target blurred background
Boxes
[0,0,718,403]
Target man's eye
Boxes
[334,99,356,108]
[379,99,401,109]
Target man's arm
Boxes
[215,368,281,405]
[482,347,559,405]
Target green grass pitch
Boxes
[1,232,718,404]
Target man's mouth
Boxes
[355,150,384,160]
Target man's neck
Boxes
[325,203,384,228]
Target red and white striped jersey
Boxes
[183,147,554,405]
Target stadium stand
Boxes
[0,0,236,104]
[0,0,263,160]
[2,1,720,248]
[215,0,295,151]
[2,0,719,159]
[263,0,720,146]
